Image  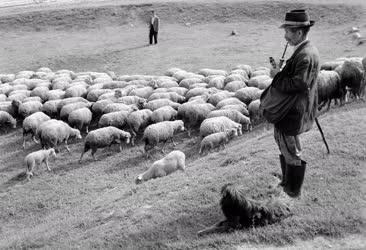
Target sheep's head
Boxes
[175,121,185,132]
[237,124,243,136]
[49,148,57,158]
[122,132,131,144]
[10,117,16,128]
[226,128,238,138]
[72,129,82,139]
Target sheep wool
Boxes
[199,129,238,155]
[207,109,251,131]
[98,110,129,129]
[200,116,242,138]
[25,148,56,180]
[136,150,186,184]
[68,107,93,133]
[22,111,51,149]
[151,106,178,123]
[0,110,16,129]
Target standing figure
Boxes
[260,9,320,198]
[149,10,160,45]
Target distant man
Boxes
[260,9,320,198]
[149,10,160,45]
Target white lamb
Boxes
[199,129,238,155]
[25,148,56,180]
[135,150,186,184]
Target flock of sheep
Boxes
[0,55,365,183]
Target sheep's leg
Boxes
[45,159,51,171]
[170,137,177,146]
[119,143,123,152]
[85,126,89,134]
[22,136,27,150]
[91,148,97,161]
[326,99,331,111]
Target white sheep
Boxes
[102,103,138,114]
[37,119,82,152]
[0,94,6,102]
[208,76,225,89]
[199,129,238,155]
[126,109,153,146]
[143,120,185,154]
[224,81,247,92]
[13,100,43,119]
[23,96,43,103]
[248,99,264,125]
[64,85,88,98]
[144,99,181,111]
[235,87,263,105]
[179,78,203,88]
[98,110,129,129]
[25,148,56,180]
[216,97,246,109]
[22,111,51,149]
[128,86,154,99]
[68,107,93,133]
[220,104,249,116]
[207,109,251,131]
[207,91,235,106]
[198,68,228,77]
[224,74,248,85]
[0,101,17,117]
[151,106,178,123]
[91,99,114,118]
[0,110,16,129]
[168,87,189,96]
[148,92,185,103]
[41,99,62,118]
[199,116,242,138]
[30,86,50,102]
[135,150,186,184]
[247,75,272,89]
[86,89,112,102]
[79,126,131,163]
[45,89,65,100]
[232,64,252,77]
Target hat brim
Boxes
[279,20,315,29]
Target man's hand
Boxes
[270,67,280,78]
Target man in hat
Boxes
[266,9,320,198]
[149,10,160,45]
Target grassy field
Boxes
[0,0,365,249]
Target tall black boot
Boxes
[284,160,306,198]
[279,154,287,187]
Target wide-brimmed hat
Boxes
[280,9,315,28]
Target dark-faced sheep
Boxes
[79,126,131,163]
[143,120,185,155]
[317,70,345,110]
[25,148,56,181]
[135,150,186,184]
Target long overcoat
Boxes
[270,40,320,135]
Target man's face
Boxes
[284,27,301,46]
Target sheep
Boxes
[220,104,249,116]
[0,83,14,95]
[135,150,186,184]
[0,110,16,129]
[25,148,56,180]
[7,92,29,103]
[216,97,246,109]
[79,126,131,162]
[65,85,88,98]
[165,67,183,77]
[144,99,181,111]
[102,103,138,114]
[15,70,34,79]
[200,116,242,138]
[321,61,344,71]
[224,74,248,85]
[143,120,185,154]
[102,81,128,89]
[37,119,82,152]
[190,83,209,89]
[98,110,129,129]
[232,64,252,77]
[179,78,203,88]
[156,80,179,88]
[207,109,251,131]
[178,102,215,136]
[41,99,62,118]
[336,60,365,100]
[317,70,345,110]
[86,89,112,102]
[224,81,247,92]
[168,87,188,96]
[59,102,92,121]
[0,94,6,102]
[247,75,272,89]
[199,129,238,155]
[45,89,65,100]
[235,87,263,105]
[229,69,250,79]
[208,76,225,89]
[248,99,264,125]
[0,101,17,117]
[198,69,227,77]
[185,87,213,100]
[126,109,153,145]
[12,100,43,119]
[128,86,154,99]
[22,111,51,149]
[151,106,178,123]
[118,96,147,106]
[207,91,235,106]
[57,97,89,113]
[68,107,93,133]
[148,92,186,103]
[0,74,15,83]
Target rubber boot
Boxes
[279,154,287,187]
[284,160,306,198]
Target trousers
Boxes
[149,27,158,44]
[274,127,302,166]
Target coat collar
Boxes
[288,40,310,61]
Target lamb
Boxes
[0,110,16,129]
[126,109,153,146]
[68,107,93,133]
[79,126,131,163]
[25,148,56,180]
[98,110,129,129]
[151,106,178,123]
[207,109,251,131]
[199,116,242,138]
[199,129,238,155]
[135,150,186,184]
[37,119,82,152]
[144,99,181,111]
[143,120,185,154]
[317,70,345,110]
[22,111,51,149]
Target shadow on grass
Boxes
[0,172,27,191]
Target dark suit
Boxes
[149,16,160,44]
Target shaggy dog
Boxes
[197,183,292,236]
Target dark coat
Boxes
[271,40,320,136]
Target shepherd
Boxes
[260,9,320,198]
[149,10,160,45]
